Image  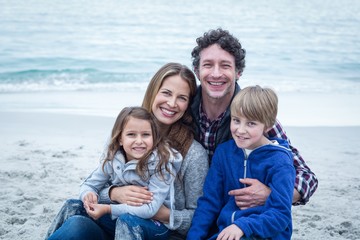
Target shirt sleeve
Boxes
[170,141,209,235]
[266,119,318,205]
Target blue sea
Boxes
[1,0,359,94]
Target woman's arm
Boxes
[170,141,209,234]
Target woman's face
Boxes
[152,75,191,126]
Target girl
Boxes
[48,106,182,240]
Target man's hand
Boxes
[85,203,110,220]
[110,185,153,206]
[228,178,271,209]
[216,224,244,240]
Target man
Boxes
[190,28,318,207]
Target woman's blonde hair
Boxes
[230,85,278,129]
[142,62,197,157]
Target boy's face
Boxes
[120,117,153,161]
[230,114,269,150]
[196,44,240,100]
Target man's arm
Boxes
[266,119,318,205]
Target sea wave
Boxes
[0,69,151,92]
[0,68,359,94]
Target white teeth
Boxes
[209,82,223,86]
[162,108,175,115]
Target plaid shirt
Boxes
[265,119,318,205]
[198,102,226,160]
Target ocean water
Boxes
[1,0,359,94]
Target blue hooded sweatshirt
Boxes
[187,138,295,240]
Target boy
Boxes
[187,85,295,240]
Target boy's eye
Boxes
[232,117,240,123]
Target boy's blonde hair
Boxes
[230,85,278,129]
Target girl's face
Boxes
[230,114,270,150]
[120,116,153,161]
[152,75,191,126]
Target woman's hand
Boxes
[110,185,153,206]
[228,178,271,209]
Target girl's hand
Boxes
[85,203,110,220]
[110,185,153,206]
[83,192,98,207]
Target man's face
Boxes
[197,44,240,100]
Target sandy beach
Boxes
[1,91,360,240]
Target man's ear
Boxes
[194,67,200,79]
[235,70,241,81]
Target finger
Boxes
[228,188,246,196]
[132,187,153,197]
[126,195,151,205]
[239,178,255,185]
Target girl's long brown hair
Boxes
[103,107,173,180]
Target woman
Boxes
[45,63,209,240]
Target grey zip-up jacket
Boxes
[80,149,182,221]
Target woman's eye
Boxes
[179,96,188,102]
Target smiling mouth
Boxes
[236,136,248,140]
[161,107,176,116]
[133,147,146,152]
[209,81,225,86]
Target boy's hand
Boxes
[216,224,244,240]
[85,203,110,220]
[228,178,271,209]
